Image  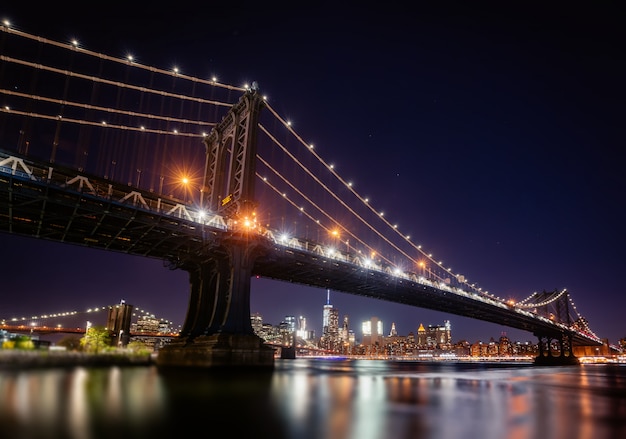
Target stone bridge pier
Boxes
[156,232,274,369]
[533,332,579,366]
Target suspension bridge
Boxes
[0,303,179,337]
[0,23,606,367]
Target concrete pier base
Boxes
[533,353,579,366]
[156,333,275,369]
[280,346,296,359]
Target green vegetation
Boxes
[1,328,155,367]
[126,340,152,356]
[80,325,111,354]
[1,334,35,350]
[57,335,82,351]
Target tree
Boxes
[127,340,152,356]
[14,335,35,350]
[57,335,83,351]
[80,326,111,354]
[2,335,35,350]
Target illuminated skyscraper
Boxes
[320,289,339,351]
[251,312,263,336]
[417,323,427,347]
[279,315,296,346]
[297,315,306,340]
[322,289,332,331]
[418,320,452,348]
[362,316,383,346]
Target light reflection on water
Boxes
[0,359,625,439]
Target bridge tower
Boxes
[532,289,579,366]
[156,84,275,369]
[202,81,263,219]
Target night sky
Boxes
[1,2,624,345]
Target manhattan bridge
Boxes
[0,24,606,368]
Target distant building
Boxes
[417,320,451,349]
[389,322,397,337]
[251,313,263,336]
[417,323,427,347]
[362,317,383,347]
[498,332,511,355]
[279,315,296,346]
[339,315,355,354]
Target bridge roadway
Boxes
[0,150,600,347]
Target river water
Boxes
[0,358,625,439]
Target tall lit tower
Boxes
[280,315,296,346]
[322,289,332,332]
[362,316,383,346]
[250,312,263,336]
[341,315,350,343]
[321,290,339,351]
[417,323,427,347]
[297,315,309,340]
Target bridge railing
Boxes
[0,150,228,231]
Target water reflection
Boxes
[0,360,625,439]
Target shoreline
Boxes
[0,350,154,368]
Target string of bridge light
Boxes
[0,20,543,305]
[0,22,267,138]
[0,55,234,110]
[0,59,230,137]
[1,21,244,92]
[0,304,175,326]
[0,107,211,138]
[563,293,599,339]
[257,127,407,261]
[513,291,539,306]
[262,102,498,298]
[2,16,424,282]
[256,128,449,282]
[0,87,217,136]
[512,290,598,338]
[255,166,401,270]
[257,168,448,282]
[0,81,266,138]
[515,290,567,308]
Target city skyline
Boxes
[1,286,530,347]
[1,3,624,346]
[251,285,528,345]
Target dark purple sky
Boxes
[1,2,624,345]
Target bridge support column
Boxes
[156,234,274,369]
[533,333,579,366]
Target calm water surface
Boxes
[1,358,625,439]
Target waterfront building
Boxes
[498,332,512,355]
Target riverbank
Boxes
[0,349,153,368]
